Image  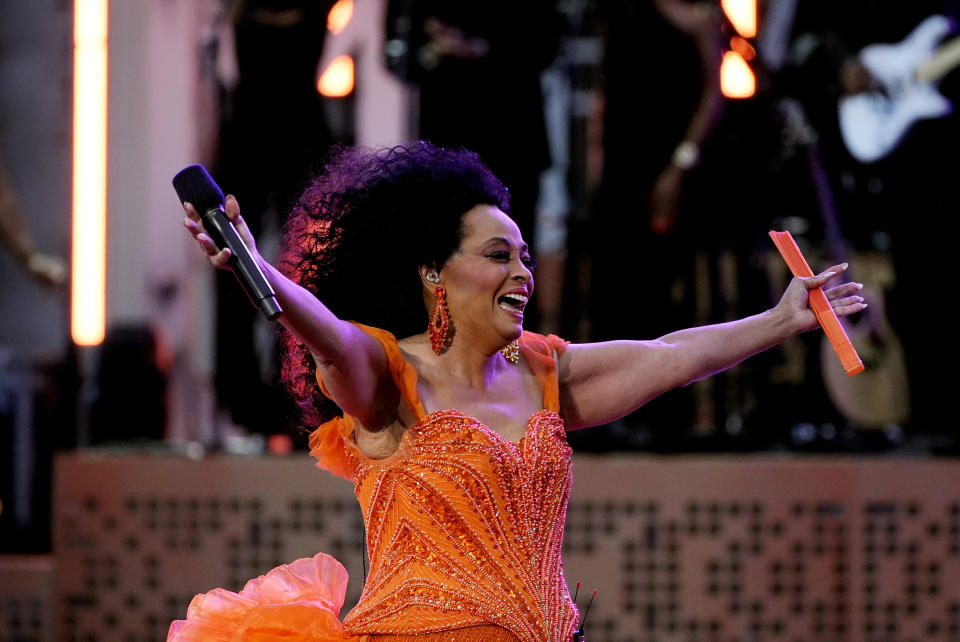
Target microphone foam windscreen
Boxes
[172,164,225,212]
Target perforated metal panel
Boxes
[562,457,960,642]
[0,556,56,642]
[51,453,960,642]
[54,455,363,642]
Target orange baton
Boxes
[769,230,864,376]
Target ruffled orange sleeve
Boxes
[308,324,426,481]
[307,415,358,482]
[518,331,569,413]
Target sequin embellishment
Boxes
[342,408,579,642]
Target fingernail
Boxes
[857,283,864,290]
[841,262,849,269]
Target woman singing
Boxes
[170,142,865,641]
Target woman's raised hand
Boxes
[775,263,867,334]
[182,194,257,269]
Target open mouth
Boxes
[498,293,528,314]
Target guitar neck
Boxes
[917,35,960,84]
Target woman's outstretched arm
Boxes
[557,265,866,430]
[183,194,398,429]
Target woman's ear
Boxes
[419,265,441,289]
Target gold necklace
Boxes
[500,339,520,364]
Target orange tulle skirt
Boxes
[167,554,522,642]
[167,553,353,642]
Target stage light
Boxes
[721,0,756,38]
[721,50,755,98]
[318,55,354,97]
[72,0,108,346]
[719,0,757,99]
[327,0,353,35]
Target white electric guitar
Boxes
[839,14,960,163]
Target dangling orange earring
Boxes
[429,286,451,355]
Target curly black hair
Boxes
[277,141,510,429]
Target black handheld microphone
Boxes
[172,164,282,320]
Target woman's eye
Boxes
[486,251,536,269]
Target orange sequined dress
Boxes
[168,326,579,642]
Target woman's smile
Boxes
[497,289,529,316]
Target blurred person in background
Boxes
[0,149,66,288]
[773,0,960,449]
[384,0,566,332]
[205,0,337,443]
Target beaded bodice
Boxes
[309,327,578,641]
[344,408,577,641]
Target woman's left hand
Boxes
[775,263,867,334]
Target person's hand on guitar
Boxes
[839,58,878,95]
[837,14,958,162]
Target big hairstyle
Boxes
[278,141,511,427]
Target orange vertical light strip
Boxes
[72,0,108,346]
